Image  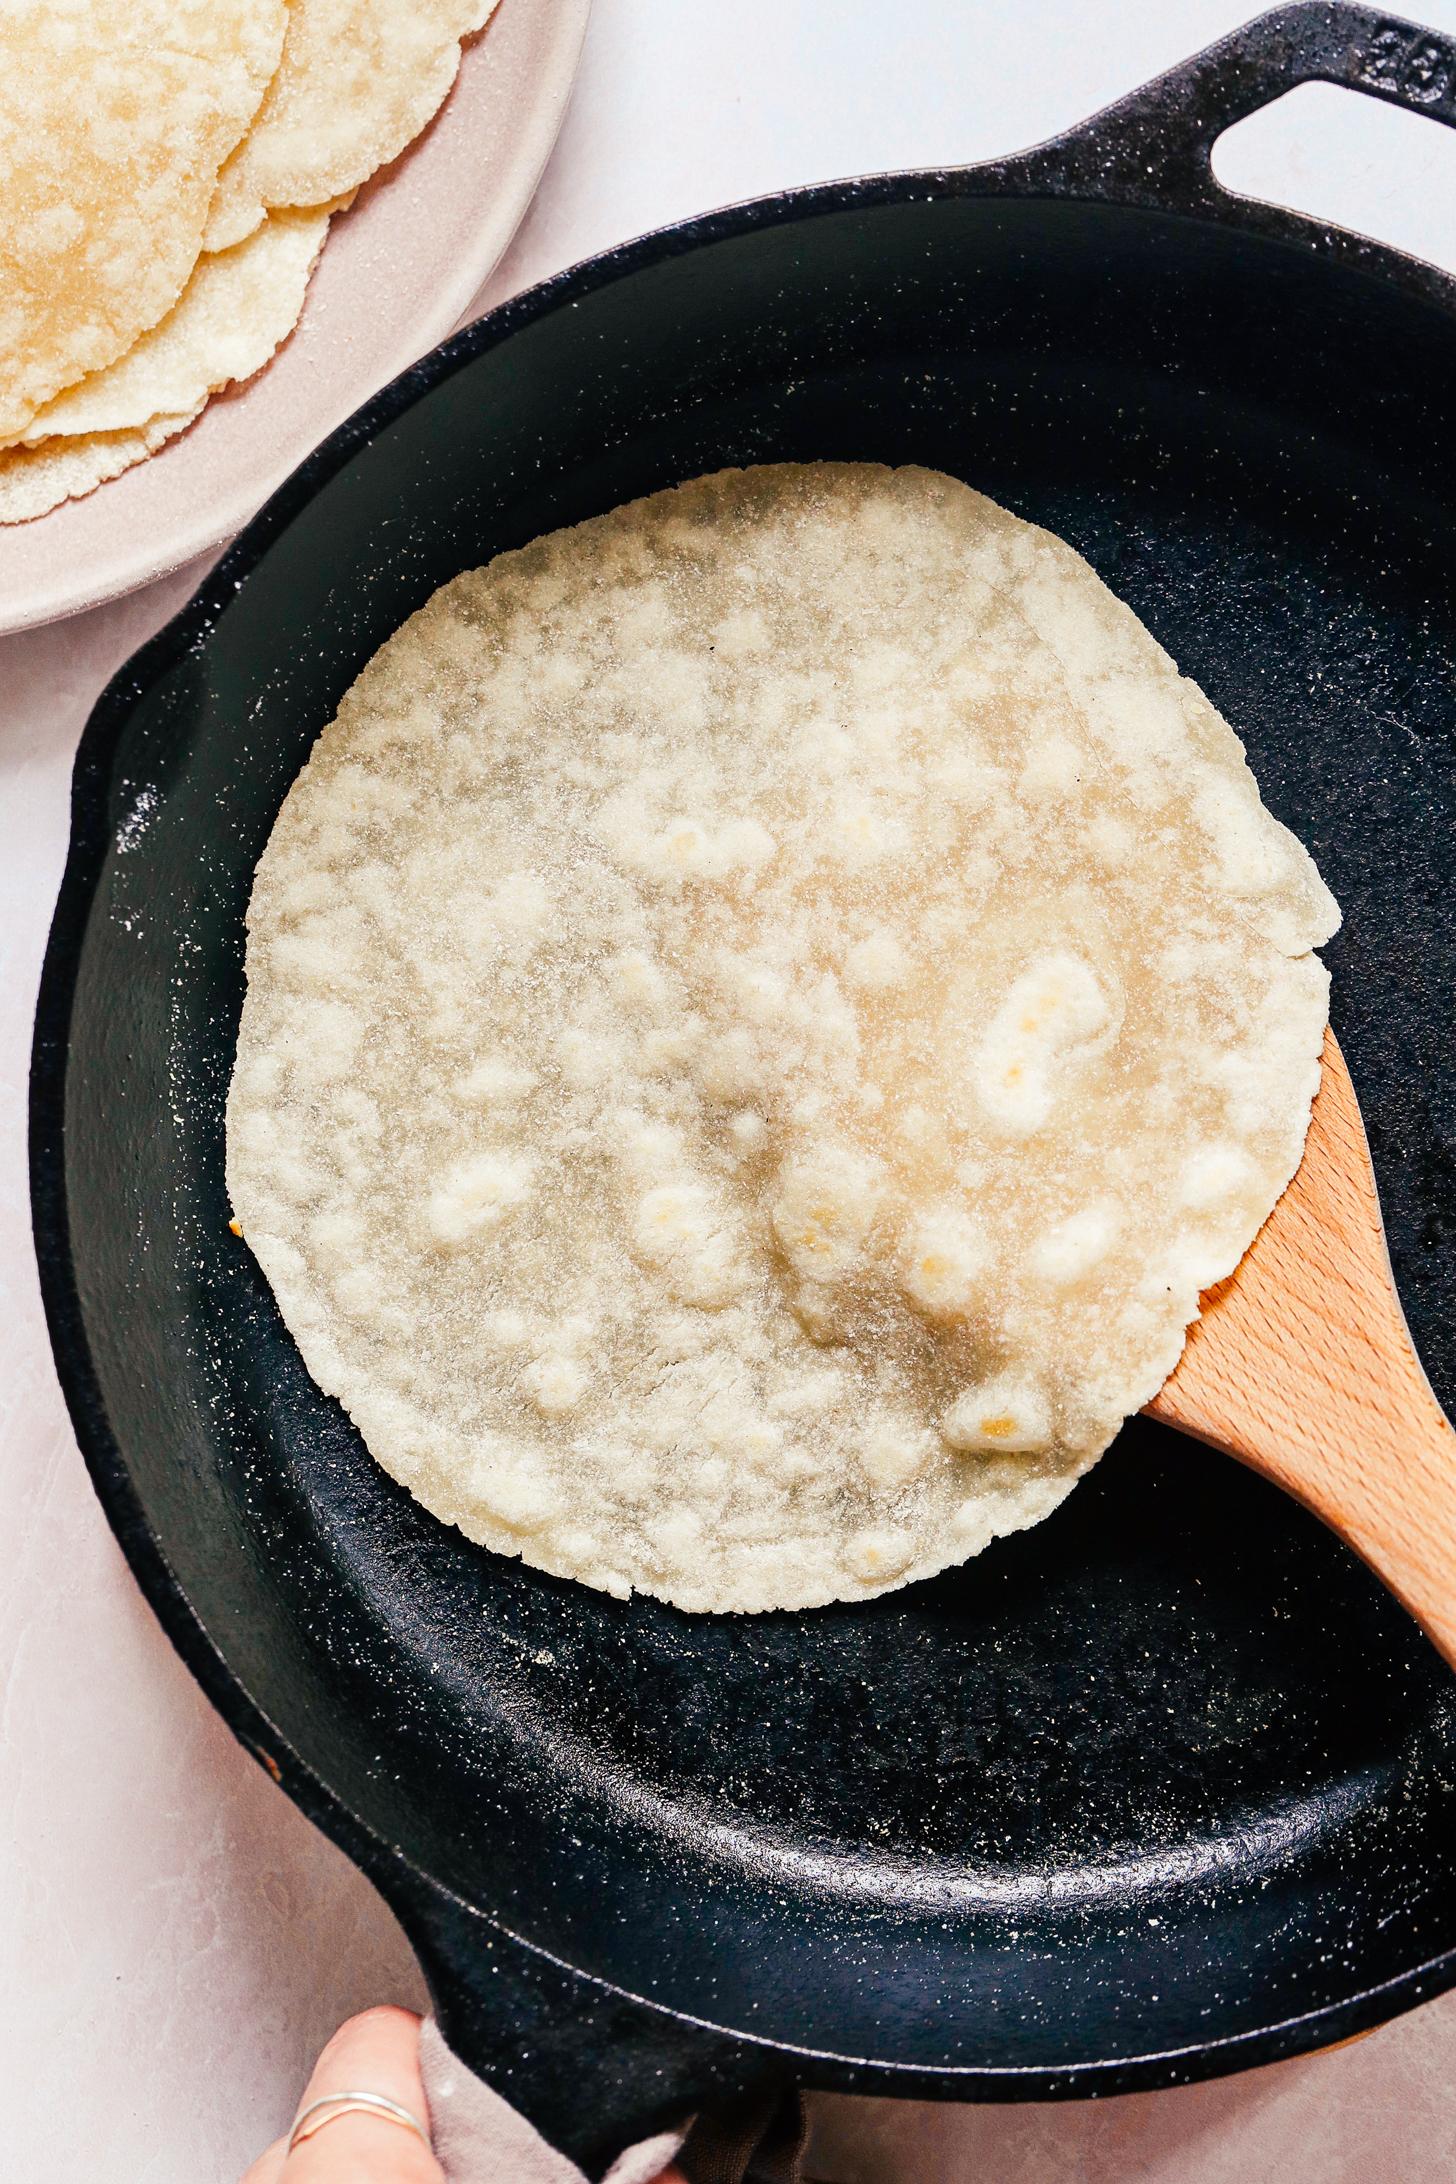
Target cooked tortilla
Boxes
[0,0,285,440]
[8,209,328,453]
[202,0,499,251]
[0,405,206,524]
[228,464,1339,1613]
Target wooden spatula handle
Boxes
[1147,1029,1456,1668]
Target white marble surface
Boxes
[5,2,1456,2176]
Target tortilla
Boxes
[228,464,1340,1613]
[7,210,329,454]
[203,0,499,252]
[0,406,205,526]
[0,0,286,440]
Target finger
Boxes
[240,2133,288,2184]
[281,2007,443,2184]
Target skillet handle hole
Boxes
[1213,80,1456,278]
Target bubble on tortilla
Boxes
[0,0,286,441]
[203,0,500,252]
[228,463,1340,1614]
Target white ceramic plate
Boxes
[0,0,591,636]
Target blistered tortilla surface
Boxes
[228,464,1339,1612]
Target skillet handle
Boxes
[388,1873,789,2180]
[1005,2,1456,211]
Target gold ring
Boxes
[287,2089,431,2155]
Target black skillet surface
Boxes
[29,4,1456,2170]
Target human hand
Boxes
[242,2009,442,2183]
[241,2005,687,2181]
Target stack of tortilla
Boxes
[0,0,496,522]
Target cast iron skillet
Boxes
[29,5,1456,2170]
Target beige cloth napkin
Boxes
[418,2020,807,2184]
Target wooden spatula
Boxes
[1145,1027,1456,1667]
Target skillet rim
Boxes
[29,145,1456,2099]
